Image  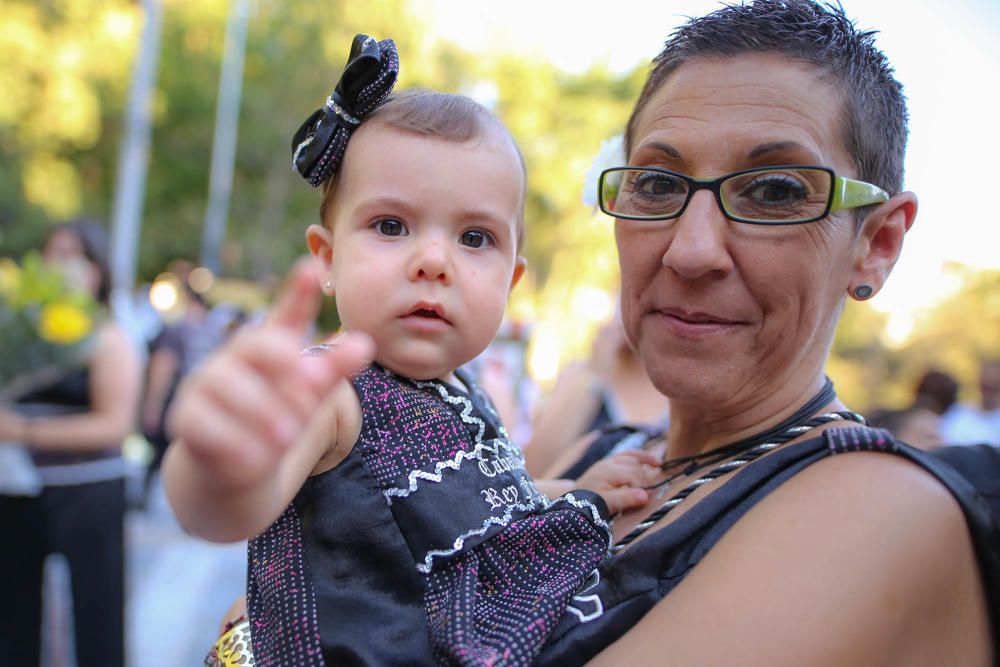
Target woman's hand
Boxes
[575,450,660,514]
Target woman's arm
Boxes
[0,322,141,451]
[141,337,180,437]
[523,362,602,477]
[590,452,991,666]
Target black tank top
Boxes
[536,428,1000,664]
[15,366,120,466]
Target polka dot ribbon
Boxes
[291,34,399,187]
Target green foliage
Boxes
[893,269,1000,403]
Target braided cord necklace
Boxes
[611,380,866,553]
[653,378,836,484]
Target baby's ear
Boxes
[509,256,527,291]
[306,224,336,295]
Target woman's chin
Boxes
[640,355,744,407]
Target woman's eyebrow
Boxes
[747,141,806,159]
[640,141,682,159]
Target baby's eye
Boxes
[374,218,407,237]
[459,229,495,249]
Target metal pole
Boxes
[108,0,163,321]
[200,0,251,274]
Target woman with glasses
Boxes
[533,1,999,664]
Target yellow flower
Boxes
[0,258,20,297]
[38,302,93,344]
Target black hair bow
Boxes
[291,34,399,187]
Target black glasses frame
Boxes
[598,165,838,226]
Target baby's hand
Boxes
[575,450,660,515]
[168,259,372,492]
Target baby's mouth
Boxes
[403,303,450,324]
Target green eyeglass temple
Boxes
[830,175,889,211]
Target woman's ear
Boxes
[306,224,336,295]
[848,191,917,300]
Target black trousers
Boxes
[0,478,125,667]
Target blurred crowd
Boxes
[867,362,1000,451]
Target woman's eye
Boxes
[744,177,809,205]
[460,229,494,248]
[633,173,683,197]
[374,218,406,236]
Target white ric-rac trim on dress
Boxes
[415,493,545,574]
[382,438,520,504]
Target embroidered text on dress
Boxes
[381,438,524,503]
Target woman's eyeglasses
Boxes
[598,165,889,225]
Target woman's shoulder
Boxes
[745,442,977,578]
[707,447,989,660]
[87,321,141,378]
[590,445,992,665]
[94,319,138,353]
[783,443,962,515]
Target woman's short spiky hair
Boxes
[625,0,908,196]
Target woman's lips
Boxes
[655,308,744,338]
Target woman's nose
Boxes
[660,190,734,279]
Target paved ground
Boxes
[125,476,247,666]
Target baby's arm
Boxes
[535,450,659,514]
[162,261,372,543]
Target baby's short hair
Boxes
[320,89,526,251]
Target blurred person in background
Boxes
[524,314,670,478]
[0,218,141,667]
[913,368,960,417]
[867,405,942,451]
[941,359,1000,446]
[140,271,229,502]
[468,319,537,444]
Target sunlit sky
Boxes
[416,0,1000,343]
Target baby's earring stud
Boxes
[325,280,333,291]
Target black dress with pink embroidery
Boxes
[246,363,611,667]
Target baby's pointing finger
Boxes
[226,326,317,383]
[267,257,324,335]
